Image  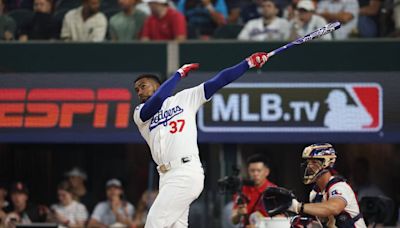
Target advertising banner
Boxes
[0,72,399,143]
[0,73,143,143]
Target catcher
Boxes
[263,143,367,228]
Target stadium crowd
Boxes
[0,0,399,42]
[0,167,158,228]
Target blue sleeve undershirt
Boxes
[139,72,181,122]
[204,60,249,99]
[139,60,249,122]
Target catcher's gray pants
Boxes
[145,161,204,228]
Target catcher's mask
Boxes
[302,143,336,185]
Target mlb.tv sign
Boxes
[198,83,383,132]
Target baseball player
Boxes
[288,143,367,228]
[133,52,269,227]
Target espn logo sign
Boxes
[0,88,131,128]
[198,83,383,132]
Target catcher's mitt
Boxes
[262,187,295,216]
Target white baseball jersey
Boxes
[133,83,209,165]
[309,178,366,228]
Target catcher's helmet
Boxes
[302,143,337,184]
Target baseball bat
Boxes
[267,21,341,58]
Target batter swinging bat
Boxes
[267,21,341,58]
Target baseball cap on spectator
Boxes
[106,179,123,189]
[65,167,87,180]
[10,182,29,195]
[297,0,315,11]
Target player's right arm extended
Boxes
[203,52,268,100]
[139,64,199,122]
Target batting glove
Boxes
[177,63,200,78]
[246,52,268,69]
[288,199,302,214]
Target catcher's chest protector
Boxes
[311,176,362,228]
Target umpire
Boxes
[231,154,276,226]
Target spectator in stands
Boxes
[240,0,262,23]
[0,0,16,40]
[3,182,47,225]
[358,0,381,37]
[60,0,107,41]
[4,0,33,11]
[140,0,187,41]
[0,183,9,225]
[283,0,299,21]
[316,0,359,39]
[136,0,151,15]
[395,0,400,36]
[226,0,241,24]
[177,0,227,39]
[290,0,332,40]
[109,0,147,41]
[48,181,88,227]
[88,179,134,228]
[19,0,58,41]
[132,189,158,228]
[238,0,290,40]
[65,167,95,213]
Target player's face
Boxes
[134,78,160,103]
[303,159,323,183]
[248,162,270,186]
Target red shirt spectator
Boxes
[141,0,186,41]
[231,154,277,226]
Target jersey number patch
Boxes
[169,119,185,134]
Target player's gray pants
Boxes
[145,161,204,228]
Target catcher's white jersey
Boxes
[134,84,208,165]
[310,178,367,228]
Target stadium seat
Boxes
[7,9,34,28]
[213,24,243,39]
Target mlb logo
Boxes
[324,85,382,131]
[199,83,383,132]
